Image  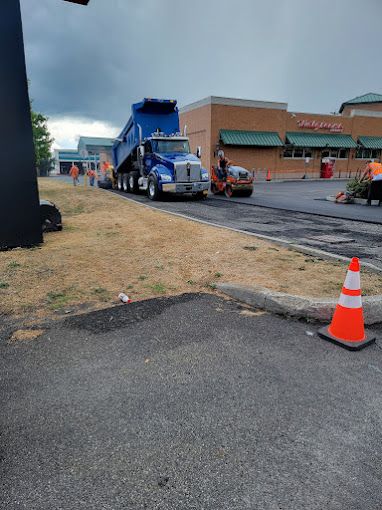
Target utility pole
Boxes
[0,0,90,250]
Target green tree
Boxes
[30,99,54,167]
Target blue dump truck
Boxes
[112,98,210,200]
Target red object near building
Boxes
[321,159,334,179]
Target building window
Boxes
[283,147,315,159]
[322,148,349,159]
[356,148,381,159]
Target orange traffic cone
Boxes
[266,170,271,181]
[318,257,375,350]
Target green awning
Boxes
[220,130,283,147]
[286,132,357,148]
[358,136,382,149]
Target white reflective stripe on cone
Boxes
[338,293,362,309]
[343,270,361,291]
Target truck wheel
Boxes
[122,173,129,192]
[129,171,139,193]
[194,192,207,200]
[117,174,123,191]
[224,184,233,198]
[147,176,161,201]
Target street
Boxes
[2,293,382,509]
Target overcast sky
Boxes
[21,0,382,149]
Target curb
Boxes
[216,283,382,325]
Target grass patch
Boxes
[8,262,21,269]
[153,283,166,293]
[243,246,257,251]
[155,265,164,269]
[214,272,223,278]
[143,282,166,293]
[46,289,72,310]
[91,287,110,302]
[188,280,196,285]
[0,282,9,288]
[139,275,148,281]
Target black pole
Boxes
[0,0,43,249]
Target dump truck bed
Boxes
[112,98,180,172]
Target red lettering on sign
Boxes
[297,119,343,133]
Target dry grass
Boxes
[8,329,45,344]
[1,178,381,324]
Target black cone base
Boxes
[318,326,376,351]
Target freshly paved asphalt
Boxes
[2,293,382,509]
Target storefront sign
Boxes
[297,120,343,133]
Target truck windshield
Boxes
[152,140,190,154]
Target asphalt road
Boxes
[2,293,382,509]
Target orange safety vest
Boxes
[368,162,382,180]
[87,169,95,177]
[70,166,79,178]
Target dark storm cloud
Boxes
[21,0,382,129]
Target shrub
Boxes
[346,177,370,199]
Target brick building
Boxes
[179,93,382,178]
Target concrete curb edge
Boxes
[216,283,382,325]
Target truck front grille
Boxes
[174,162,201,183]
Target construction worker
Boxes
[217,152,229,181]
[69,164,79,186]
[87,167,96,186]
[102,161,110,177]
[359,160,382,206]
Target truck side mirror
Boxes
[196,146,201,158]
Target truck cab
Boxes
[112,99,209,200]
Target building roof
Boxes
[358,136,382,149]
[220,129,284,147]
[286,132,357,148]
[339,93,382,113]
[78,136,115,153]
[180,96,288,114]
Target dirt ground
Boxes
[1,178,381,326]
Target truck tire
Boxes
[129,171,139,193]
[147,176,161,201]
[194,192,207,200]
[117,174,123,191]
[122,173,129,192]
